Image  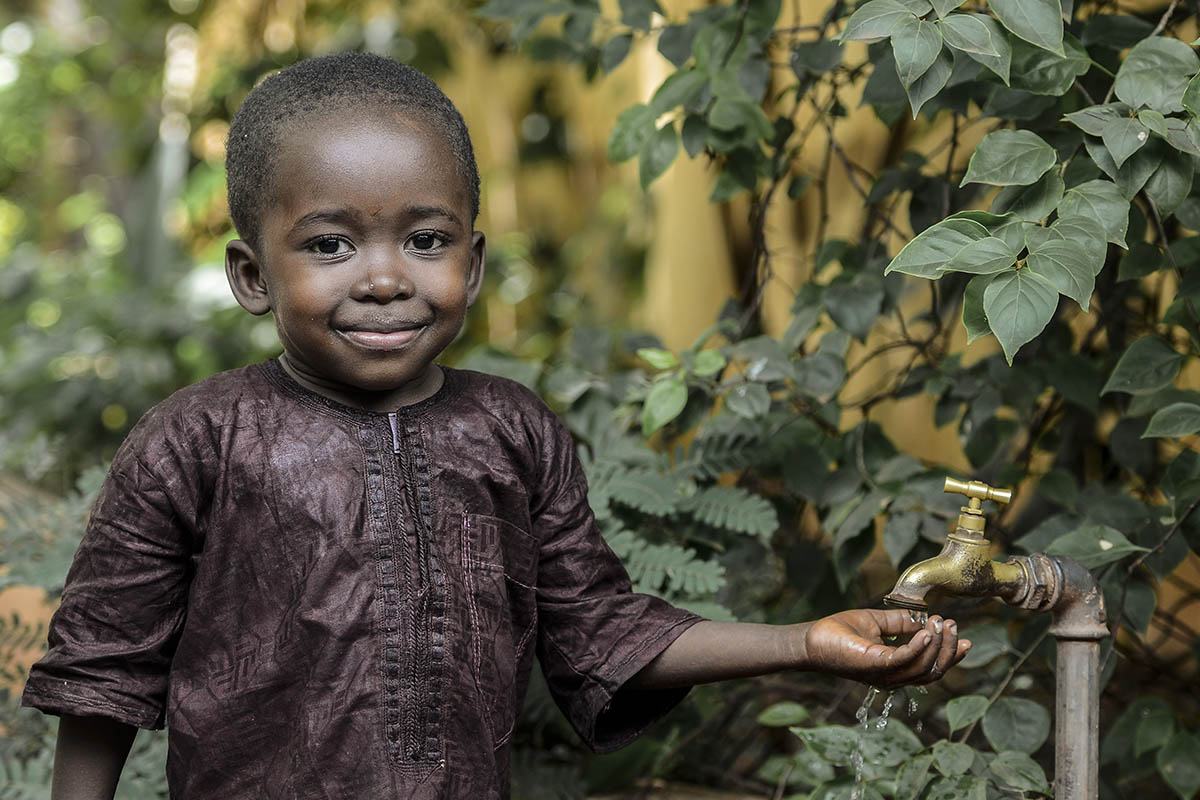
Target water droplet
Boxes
[907,697,918,717]
[916,720,924,732]
[876,691,896,729]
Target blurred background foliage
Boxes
[4,0,1200,799]
[0,0,659,487]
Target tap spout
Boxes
[883,530,1027,610]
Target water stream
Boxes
[849,612,935,798]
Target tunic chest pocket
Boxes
[460,513,539,747]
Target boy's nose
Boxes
[354,259,414,302]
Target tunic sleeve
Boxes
[530,414,702,753]
[22,412,196,730]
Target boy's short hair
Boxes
[225,52,481,249]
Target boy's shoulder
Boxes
[123,362,276,447]
[146,361,275,419]
[445,367,566,441]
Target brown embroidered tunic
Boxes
[23,360,701,798]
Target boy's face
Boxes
[226,108,485,411]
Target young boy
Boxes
[23,53,968,800]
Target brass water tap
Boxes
[883,477,1030,611]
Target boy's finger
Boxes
[932,619,960,678]
[882,629,931,670]
[873,609,925,636]
[907,616,944,678]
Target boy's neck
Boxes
[277,354,444,413]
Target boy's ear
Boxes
[466,231,487,307]
[225,239,272,316]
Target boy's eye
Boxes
[409,231,445,251]
[309,236,350,256]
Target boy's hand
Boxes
[802,609,970,689]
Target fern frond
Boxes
[0,747,54,800]
[680,485,778,539]
[672,433,765,480]
[627,543,726,597]
[605,468,677,516]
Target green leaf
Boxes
[946,695,990,734]
[862,50,910,126]
[658,20,699,67]
[1101,116,1150,168]
[1114,36,1200,114]
[601,33,633,73]
[895,753,935,800]
[841,0,916,41]
[1143,402,1200,438]
[1166,117,1200,156]
[650,68,707,114]
[1138,109,1169,138]
[983,268,1059,364]
[1119,241,1165,282]
[1145,148,1195,218]
[1136,704,1175,756]
[892,14,945,87]
[642,376,688,435]
[943,236,1018,274]
[794,352,844,400]
[1009,33,1090,96]
[989,751,1050,793]
[1057,179,1129,246]
[938,13,998,56]
[958,623,1012,667]
[638,347,679,369]
[825,278,885,339]
[989,0,1064,56]
[946,13,1011,83]
[982,697,1051,754]
[1044,522,1150,568]
[1158,732,1200,800]
[1102,335,1185,395]
[638,122,679,189]
[1064,103,1132,136]
[680,113,707,157]
[1184,71,1200,117]
[692,349,726,377]
[885,217,989,278]
[1025,239,1097,311]
[757,701,810,727]
[925,775,988,800]
[960,130,1057,187]
[794,725,866,766]
[932,740,975,776]
[884,511,920,566]
[962,273,992,343]
[792,40,844,77]
[725,382,771,419]
[1045,215,1108,267]
[991,169,1064,221]
[905,46,953,117]
[618,0,662,30]
[607,103,656,162]
[931,0,964,14]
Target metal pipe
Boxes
[1048,557,1108,800]
[884,549,1108,799]
[882,478,1109,798]
[1055,639,1101,800]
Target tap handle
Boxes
[944,477,1013,506]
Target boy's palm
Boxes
[804,609,969,689]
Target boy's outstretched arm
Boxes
[50,714,136,800]
[628,610,970,690]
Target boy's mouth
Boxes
[338,325,425,350]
